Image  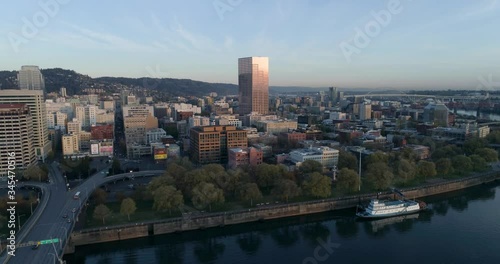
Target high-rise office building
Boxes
[190,125,248,164]
[329,87,338,105]
[75,105,97,128]
[238,57,269,115]
[60,87,67,97]
[0,104,36,178]
[17,65,45,91]
[0,90,51,160]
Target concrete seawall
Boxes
[65,171,500,253]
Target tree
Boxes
[436,158,453,175]
[364,152,389,168]
[474,148,498,162]
[365,162,394,191]
[417,160,437,180]
[93,204,112,224]
[152,185,184,215]
[451,156,473,175]
[192,183,224,211]
[236,183,262,206]
[302,172,332,198]
[463,138,488,155]
[271,179,301,203]
[337,151,358,171]
[255,164,282,191]
[111,159,122,175]
[432,145,462,161]
[486,131,500,144]
[23,165,48,181]
[116,191,127,202]
[395,159,417,184]
[147,174,175,194]
[470,154,488,171]
[298,160,323,175]
[120,198,137,221]
[92,188,108,204]
[336,168,360,193]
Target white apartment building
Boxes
[289,146,339,168]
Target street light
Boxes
[48,253,56,264]
[18,214,26,231]
[60,226,68,250]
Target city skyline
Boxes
[1,0,500,90]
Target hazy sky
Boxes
[1,0,500,90]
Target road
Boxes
[0,160,164,264]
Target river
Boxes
[63,182,500,264]
[455,110,500,121]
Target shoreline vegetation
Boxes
[79,139,499,230]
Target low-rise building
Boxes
[228,147,263,169]
[289,146,339,168]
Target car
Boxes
[67,218,71,223]
[62,214,68,218]
[32,244,39,250]
[72,208,76,213]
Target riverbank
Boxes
[64,170,500,254]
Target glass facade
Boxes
[238,57,269,115]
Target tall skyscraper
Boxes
[0,90,51,161]
[17,65,45,91]
[238,57,269,115]
[0,104,36,178]
[329,87,338,105]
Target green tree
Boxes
[337,151,358,171]
[336,168,360,193]
[436,158,453,175]
[302,172,332,198]
[120,198,137,221]
[417,160,437,180]
[111,159,121,175]
[92,188,108,204]
[451,156,473,175]
[236,183,262,206]
[394,159,417,184]
[23,165,48,181]
[400,148,418,163]
[147,174,175,194]
[432,145,462,161]
[421,137,436,152]
[486,131,500,144]
[470,154,487,171]
[191,183,224,211]
[365,152,389,168]
[463,138,488,155]
[474,148,498,162]
[93,204,112,224]
[255,164,281,191]
[183,169,210,198]
[152,185,184,215]
[299,160,323,175]
[271,179,301,203]
[365,162,394,191]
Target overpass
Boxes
[0,161,165,264]
[353,93,490,102]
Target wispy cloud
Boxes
[56,22,157,52]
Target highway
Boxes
[0,161,165,264]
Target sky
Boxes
[1,0,500,90]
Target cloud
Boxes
[58,22,156,52]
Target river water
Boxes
[64,182,500,264]
[455,110,500,121]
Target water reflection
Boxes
[335,218,359,238]
[66,182,499,264]
[155,242,184,264]
[270,226,300,248]
[193,238,225,263]
[237,232,262,255]
[300,223,331,246]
